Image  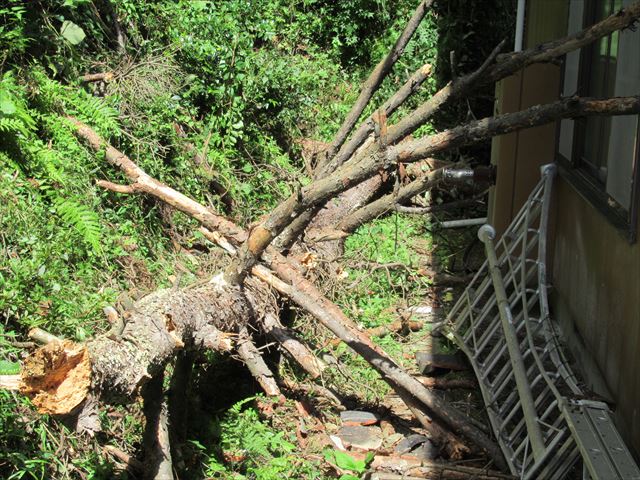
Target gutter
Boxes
[515,0,526,52]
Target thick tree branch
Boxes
[80,72,114,83]
[390,96,640,164]
[489,1,640,82]
[198,227,326,379]
[333,166,448,235]
[317,62,433,178]
[259,313,326,379]
[321,0,433,164]
[386,1,640,146]
[237,95,640,261]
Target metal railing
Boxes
[436,164,640,479]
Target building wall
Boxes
[488,0,567,237]
[552,181,640,451]
[488,0,640,456]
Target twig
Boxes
[103,445,144,474]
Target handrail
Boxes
[478,224,546,461]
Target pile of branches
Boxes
[14,1,640,479]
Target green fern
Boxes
[32,71,119,136]
[0,117,28,136]
[73,91,119,130]
[22,141,66,184]
[53,196,102,253]
[0,71,35,137]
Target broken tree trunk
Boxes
[61,121,504,466]
[20,281,246,411]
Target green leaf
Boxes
[0,91,16,115]
[60,20,85,45]
[0,360,20,375]
[339,475,360,480]
[332,450,363,472]
[63,0,91,6]
[364,451,375,466]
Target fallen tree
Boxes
[14,1,640,478]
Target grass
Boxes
[291,213,440,403]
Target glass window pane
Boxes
[605,0,640,209]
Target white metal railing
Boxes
[436,164,640,479]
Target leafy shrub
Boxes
[192,397,322,479]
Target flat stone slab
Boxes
[394,434,438,460]
[340,410,380,426]
[337,425,383,451]
[394,434,429,454]
[415,351,467,374]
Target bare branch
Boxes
[335,166,447,234]
[68,116,246,245]
[258,313,326,379]
[489,1,640,82]
[236,328,282,398]
[391,96,640,164]
[318,63,433,178]
[322,0,433,163]
[80,72,114,83]
[227,92,640,283]
[96,179,140,194]
[28,328,62,345]
[256,0,640,265]
[0,375,20,390]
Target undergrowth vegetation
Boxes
[0,0,512,477]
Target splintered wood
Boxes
[20,340,91,415]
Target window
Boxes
[558,0,640,241]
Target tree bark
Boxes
[142,374,174,480]
[86,282,248,402]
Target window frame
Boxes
[556,0,640,243]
